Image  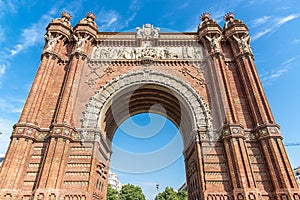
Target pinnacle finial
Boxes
[86,12,96,21]
[61,11,72,21]
[200,12,211,21]
[224,12,234,21]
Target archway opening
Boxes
[110,113,186,199]
[100,83,196,147]
[86,74,211,200]
[98,82,197,199]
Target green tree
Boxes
[107,184,119,200]
[119,184,146,200]
[177,190,187,200]
[155,187,187,200]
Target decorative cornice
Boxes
[41,51,69,64]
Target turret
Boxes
[72,12,98,56]
[43,12,73,58]
[198,12,223,55]
[223,12,253,56]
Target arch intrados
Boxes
[83,70,212,148]
[100,83,193,143]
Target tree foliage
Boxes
[155,187,187,200]
[107,184,119,200]
[119,184,146,200]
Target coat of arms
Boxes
[136,24,160,39]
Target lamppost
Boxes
[156,183,159,193]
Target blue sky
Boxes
[0,0,300,199]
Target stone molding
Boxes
[81,69,213,137]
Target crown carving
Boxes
[86,12,96,21]
[61,11,72,21]
[224,12,234,21]
[200,12,211,21]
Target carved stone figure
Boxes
[73,34,90,52]
[193,47,203,59]
[152,27,160,38]
[121,48,133,59]
[136,27,143,38]
[206,35,222,53]
[135,24,160,39]
[92,47,100,59]
[164,47,180,59]
[44,32,62,51]
[233,34,251,53]
[100,48,111,59]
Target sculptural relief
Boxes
[205,35,222,53]
[73,34,90,52]
[136,24,160,39]
[44,33,62,51]
[233,33,252,53]
[91,46,203,61]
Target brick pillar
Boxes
[223,12,300,199]
[33,13,100,199]
[221,126,260,199]
[184,132,205,200]
[198,13,260,199]
[257,126,300,199]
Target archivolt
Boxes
[81,69,212,146]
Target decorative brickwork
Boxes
[0,12,299,200]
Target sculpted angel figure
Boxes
[233,34,251,53]
[44,32,62,51]
[152,27,160,38]
[73,34,90,52]
[205,35,222,53]
[136,27,143,38]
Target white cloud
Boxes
[178,2,189,10]
[10,44,24,56]
[251,16,271,27]
[0,64,5,87]
[0,117,14,154]
[97,9,120,31]
[276,14,299,26]
[210,9,226,23]
[0,117,14,135]
[260,57,298,84]
[252,13,300,41]
[281,57,296,66]
[9,13,53,56]
[0,25,5,43]
[252,28,272,41]
[0,1,17,16]
[97,8,138,32]
[0,64,5,76]
[129,0,142,12]
[184,21,198,32]
[294,39,300,44]
[0,98,24,115]
[0,0,37,18]
[262,69,288,83]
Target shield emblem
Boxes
[144,27,151,36]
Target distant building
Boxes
[178,182,187,192]
[0,154,5,169]
[294,166,300,187]
[108,171,122,191]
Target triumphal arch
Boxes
[0,12,299,200]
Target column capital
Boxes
[220,123,245,140]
